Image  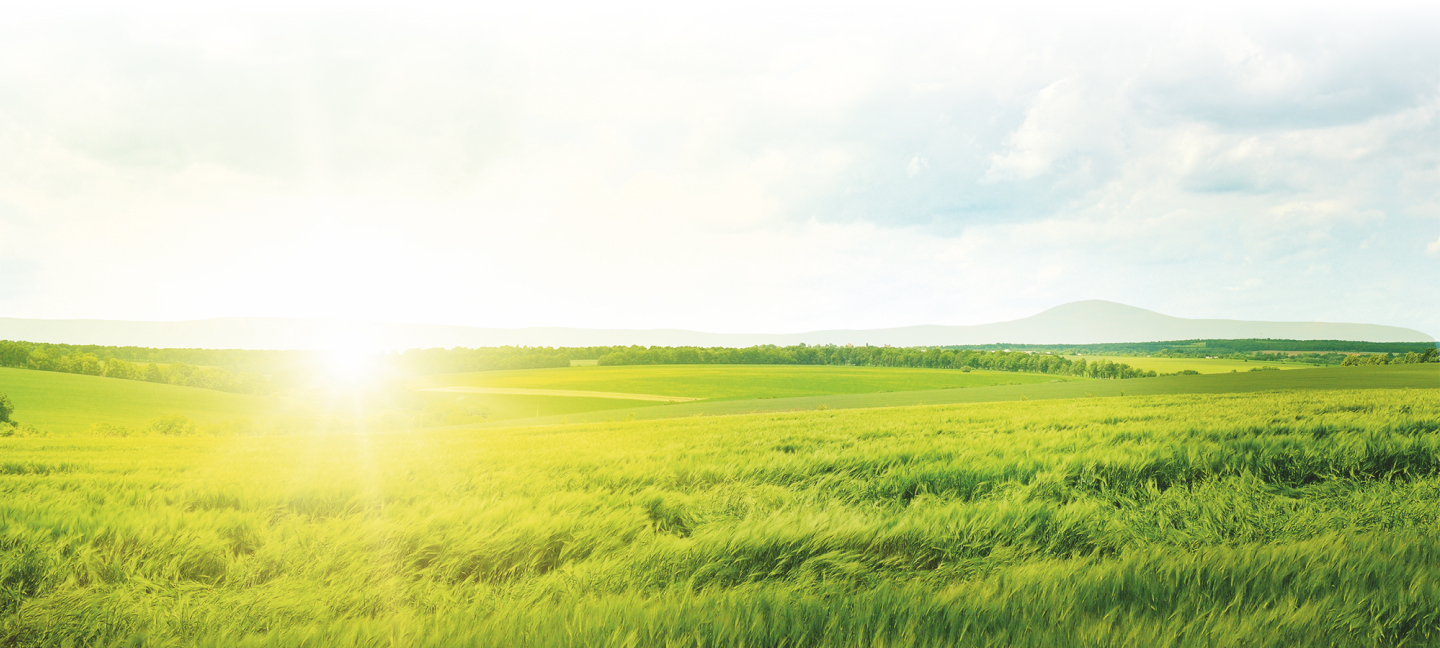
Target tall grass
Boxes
[1,389,1437,646]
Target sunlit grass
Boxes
[2,388,1438,645]
[0,367,289,434]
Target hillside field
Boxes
[2,384,1438,646]
[0,367,288,435]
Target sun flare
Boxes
[318,348,382,388]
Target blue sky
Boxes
[1,0,1437,336]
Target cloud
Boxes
[905,156,927,177]
[0,1,1438,337]
[985,77,1125,183]
[1428,236,1440,256]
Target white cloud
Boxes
[985,78,1126,183]
[1,0,1438,337]
[1428,236,1440,256]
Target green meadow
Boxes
[1,353,1438,645]
[1,363,1075,434]
[473,364,1439,427]
[2,384,1438,646]
[407,365,1080,426]
[407,364,1071,400]
[3,362,1434,434]
[0,367,287,435]
[413,391,675,424]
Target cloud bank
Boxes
[1,0,1437,336]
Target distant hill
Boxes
[0,300,1431,350]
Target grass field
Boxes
[0,366,693,435]
[0,364,1073,434]
[403,365,1078,426]
[413,390,674,424]
[406,365,1076,401]
[2,384,1437,646]
[1064,354,1305,374]
[0,367,290,435]
[4,363,1432,435]
[475,364,1440,427]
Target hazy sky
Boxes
[2,0,1437,335]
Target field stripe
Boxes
[417,386,702,402]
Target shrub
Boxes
[148,415,198,436]
[90,423,133,437]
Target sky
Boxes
[1,0,1437,336]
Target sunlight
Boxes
[313,330,385,389]
[320,348,380,387]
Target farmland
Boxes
[2,382,1438,646]
[0,364,1084,435]
[406,364,1083,427]
[469,363,1439,427]
[407,364,1072,401]
[2,362,1435,434]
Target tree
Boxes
[0,392,13,424]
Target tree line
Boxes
[387,346,616,375]
[0,340,625,395]
[1341,349,1439,366]
[0,340,270,394]
[596,345,1160,379]
[946,339,1439,362]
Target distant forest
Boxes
[0,341,616,395]
[1,337,1433,396]
[945,339,1438,362]
[593,345,1159,379]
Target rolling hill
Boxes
[0,300,1431,350]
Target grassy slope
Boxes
[2,388,1438,646]
[478,364,1440,427]
[413,390,672,422]
[406,365,1076,401]
[0,367,670,434]
[0,367,290,434]
[1063,354,1306,373]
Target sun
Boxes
[320,349,378,386]
[316,334,384,388]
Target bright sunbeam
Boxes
[313,330,387,390]
[320,349,379,387]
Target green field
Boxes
[403,365,1081,425]
[414,390,674,423]
[0,367,291,435]
[1064,354,1305,374]
[2,383,1438,646]
[473,364,1440,427]
[0,366,682,434]
[4,363,1433,435]
[0,364,1075,434]
[407,364,1075,400]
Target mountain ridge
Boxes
[0,300,1431,350]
